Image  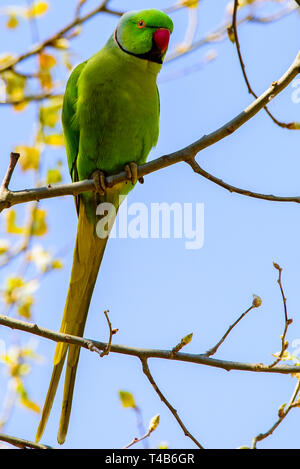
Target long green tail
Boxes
[36,201,111,444]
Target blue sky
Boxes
[0,0,300,449]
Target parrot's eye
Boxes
[137,20,146,29]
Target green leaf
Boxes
[119,390,136,408]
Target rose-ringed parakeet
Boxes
[36,9,173,445]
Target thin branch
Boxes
[205,302,257,357]
[123,414,158,450]
[140,358,204,449]
[1,152,20,191]
[99,309,118,357]
[231,0,297,130]
[165,3,298,64]
[0,432,52,449]
[0,0,116,74]
[0,49,299,212]
[1,314,300,374]
[123,432,152,450]
[268,263,293,368]
[186,159,300,204]
[0,93,63,106]
[251,378,300,448]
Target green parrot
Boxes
[36,9,173,445]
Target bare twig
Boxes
[0,0,116,74]
[99,309,118,357]
[123,414,159,450]
[268,263,293,368]
[1,314,300,374]
[123,433,151,450]
[251,378,300,448]
[0,93,63,106]
[140,358,204,449]
[166,3,298,64]
[231,0,297,130]
[0,152,20,191]
[205,300,259,357]
[186,159,300,204]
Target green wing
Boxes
[62,61,87,183]
[62,61,87,213]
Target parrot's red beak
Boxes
[153,28,170,53]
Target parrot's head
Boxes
[115,9,173,64]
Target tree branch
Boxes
[0,432,52,449]
[0,152,20,191]
[0,0,117,74]
[205,303,257,358]
[1,314,300,375]
[140,358,204,449]
[251,378,300,448]
[165,3,298,64]
[231,0,298,129]
[268,263,293,368]
[0,49,299,212]
[0,93,63,106]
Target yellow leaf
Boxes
[51,259,63,269]
[227,26,235,44]
[39,70,53,91]
[39,53,56,70]
[20,395,41,413]
[18,363,30,375]
[6,15,19,29]
[119,390,136,408]
[46,167,62,184]
[5,210,26,235]
[239,0,255,6]
[0,53,16,68]
[31,208,47,236]
[45,134,64,146]
[3,276,25,304]
[181,0,199,7]
[27,1,48,18]
[17,296,34,319]
[17,379,41,413]
[3,71,26,101]
[13,101,28,113]
[39,99,62,127]
[15,145,40,171]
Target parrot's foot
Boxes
[138,176,144,184]
[92,170,107,195]
[124,162,138,185]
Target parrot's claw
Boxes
[92,170,107,195]
[124,162,138,185]
[138,176,144,184]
